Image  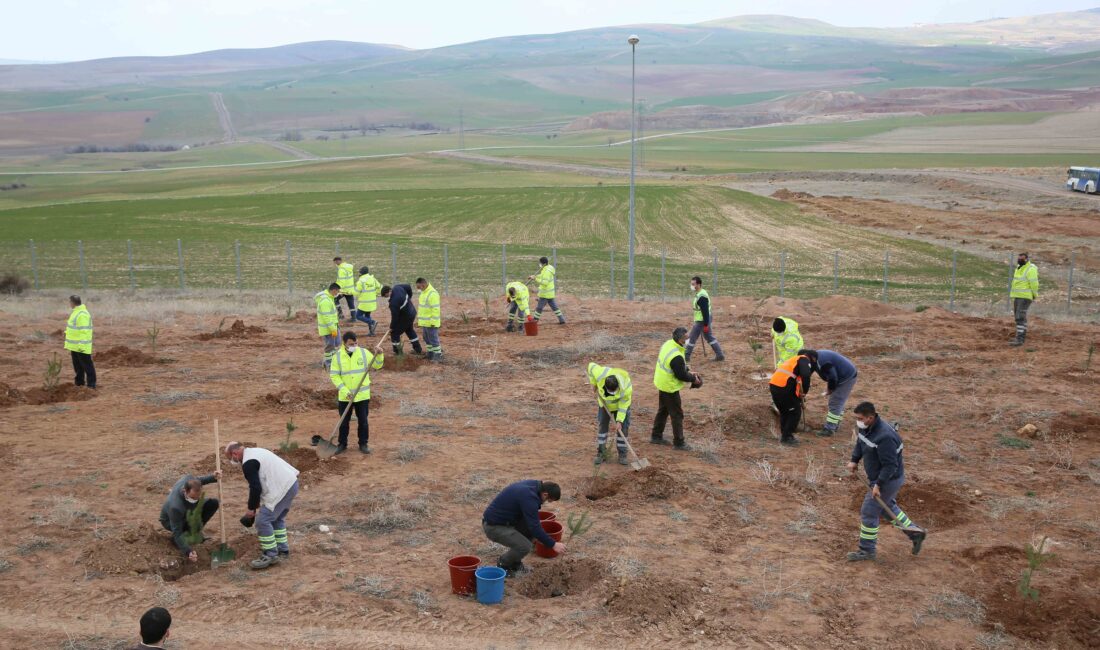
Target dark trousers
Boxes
[651,390,685,445]
[335,293,355,318]
[1013,298,1032,338]
[769,383,802,439]
[337,399,370,446]
[390,316,423,354]
[71,351,97,388]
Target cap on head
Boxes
[772,317,785,333]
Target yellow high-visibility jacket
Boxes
[329,346,384,402]
[315,291,339,336]
[772,317,803,367]
[506,281,530,311]
[586,362,632,422]
[355,273,381,313]
[64,304,93,354]
[1011,262,1039,300]
[535,264,557,299]
[418,283,441,328]
[336,263,355,294]
[653,339,688,394]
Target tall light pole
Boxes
[627,34,639,301]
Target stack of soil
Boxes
[95,345,172,367]
[196,320,267,341]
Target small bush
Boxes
[997,434,1032,450]
[345,574,396,598]
[0,272,30,295]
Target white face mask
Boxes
[347,345,357,353]
[229,459,240,466]
[184,496,198,504]
[690,285,697,291]
[856,421,869,430]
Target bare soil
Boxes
[194,319,268,341]
[0,381,97,407]
[2,296,1099,648]
[95,345,173,367]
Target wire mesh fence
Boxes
[1,238,1095,316]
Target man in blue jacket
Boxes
[846,402,925,562]
[379,284,424,356]
[801,349,858,437]
[482,480,565,576]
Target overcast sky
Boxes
[7,0,1100,62]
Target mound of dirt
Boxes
[95,345,173,367]
[291,310,314,324]
[0,382,26,407]
[195,319,267,341]
[847,477,971,530]
[194,444,347,487]
[606,576,697,624]
[809,296,906,318]
[772,188,815,200]
[1050,412,1100,441]
[254,387,338,413]
[583,467,679,502]
[79,523,252,581]
[515,558,607,599]
[22,384,97,406]
[384,353,426,372]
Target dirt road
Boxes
[209,92,237,142]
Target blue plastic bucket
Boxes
[475,566,506,605]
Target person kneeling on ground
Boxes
[846,401,926,562]
[159,471,221,562]
[129,606,171,650]
[482,479,564,576]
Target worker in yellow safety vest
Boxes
[651,327,702,450]
[353,266,381,336]
[586,362,633,465]
[685,276,725,362]
[315,283,341,369]
[64,295,96,389]
[1010,252,1039,347]
[505,281,530,333]
[333,256,356,322]
[528,256,566,324]
[771,317,803,367]
[416,277,442,362]
[329,331,385,455]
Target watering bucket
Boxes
[538,510,556,524]
[524,317,538,336]
[475,566,506,604]
[448,555,481,595]
[533,520,564,558]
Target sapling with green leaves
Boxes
[183,495,207,546]
[1086,342,1095,372]
[567,511,593,540]
[280,418,298,452]
[44,353,62,391]
[1017,536,1055,602]
[748,339,765,367]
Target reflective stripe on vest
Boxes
[770,354,807,396]
[857,431,903,453]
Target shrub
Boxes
[0,272,30,294]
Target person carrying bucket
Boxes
[482,480,564,577]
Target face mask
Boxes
[184,496,198,504]
[229,459,240,466]
[347,345,357,352]
[856,421,869,430]
[690,285,697,291]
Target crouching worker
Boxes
[482,479,564,576]
[159,471,221,562]
[846,401,926,562]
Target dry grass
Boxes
[345,574,397,599]
[397,401,457,419]
[454,472,501,504]
[33,496,101,529]
[751,459,781,485]
[914,589,985,626]
[515,331,635,367]
[16,535,53,555]
[138,391,206,406]
[785,505,820,536]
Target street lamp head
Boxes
[628,35,640,45]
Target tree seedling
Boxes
[461,310,470,325]
[284,303,294,321]
[44,352,62,391]
[146,321,161,356]
[215,317,227,333]
[280,418,298,452]
[1086,342,1095,372]
[748,339,765,367]
[567,511,593,540]
[1017,536,1055,602]
[183,495,207,546]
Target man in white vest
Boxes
[224,442,300,570]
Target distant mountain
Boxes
[0,58,63,65]
[0,41,408,89]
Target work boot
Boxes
[780,435,800,447]
[673,442,693,451]
[505,324,515,332]
[593,444,606,465]
[649,436,671,446]
[558,317,566,324]
[334,444,348,456]
[278,549,290,559]
[250,553,281,570]
[358,443,371,455]
[846,549,876,562]
[906,528,927,556]
[499,562,530,578]
[368,322,377,336]
[1010,332,1026,347]
[617,449,628,465]
[817,428,835,438]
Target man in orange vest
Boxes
[769,352,814,446]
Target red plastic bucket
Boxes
[524,318,538,336]
[538,510,556,523]
[448,555,481,595]
[533,520,564,558]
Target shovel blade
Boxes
[314,437,341,459]
[631,458,650,471]
[211,545,236,569]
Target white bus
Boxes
[1066,166,1100,193]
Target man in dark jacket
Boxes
[159,472,221,562]
[846,402,926,561]
[482,479,565,576]
[801,349,858,437]
[379,284,424,356]
[769,352,813,446]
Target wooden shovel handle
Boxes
[326,339,385,442]
[214,419,227,546]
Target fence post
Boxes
[779,252,786,298]
[443,244,449,296]
[78,240,87,291]
[660,249,666,302]
[712,248,718,295]
[391,243,397,285]
[611,249,616,299]
[286,241,293,295]
[234,241,242,291]
[1067,252,1075,314]
[501,244,507,291]
[949,249,957,311]
[127,240,135,291]
[1006,253,1014,313]
[833,251,839,293]
[30,239,39,290]
[176,239,185,290]
[882,251,890,303]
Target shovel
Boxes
[314,335,386,459]
[602,406,650,471]
[211,419,236,568]
[873,494,925,534]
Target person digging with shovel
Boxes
[586,361,633,465]
[225,442,300,570]
[845,401,926,562]
[158,471,221,563]
[329,331,385,455]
